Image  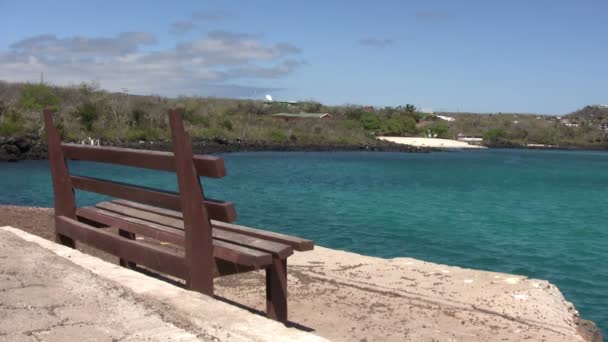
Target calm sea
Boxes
[1,149,607,335]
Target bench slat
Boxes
[70,175,236,223]
[56,215,188,279]
[95,202,293,258]
[212,221,314,252]
[76,207,273,267]
[111,199,314,251]
[62,143,226,178]
[77,207,184,245]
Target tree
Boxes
[482,128,509,145]
[73,102,98,131]
[381,116,417,136]
[358,112,382,131]
[427,122,449,138]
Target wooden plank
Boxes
[62,143,226,178]
[95,202,293,258]
[213,240,272,267]
[42,109,77,248]
[112,199,185,219]
[169,109,215,294]
[111,199,314,251]
[76,207,272,267]
[70,175,237,222]
[56,215,188,279]
[76,207,185,245]
[212,221,314,252]
[97,202,183,229]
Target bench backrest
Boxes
[43,108,228,292]
[42,109,235,221]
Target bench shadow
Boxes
[132,266,316,333]
[212,296,315,332]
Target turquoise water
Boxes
[1,149,607,335]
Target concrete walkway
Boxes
[0,226,327,342]
[0,221,598,341]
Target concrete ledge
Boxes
[0,226,328,342]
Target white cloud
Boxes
[170,21,197,34]
[0,31,303,97]
[358,38,395,47]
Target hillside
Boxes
[0,81,427,160]
[565,105,608,123]
[1,80,607,161]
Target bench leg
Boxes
[55,217,76,248]
[55,233,75,248]
[119,229,137,269]
[266,258,288,322]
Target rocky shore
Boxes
[0,205,602,341]
[0,135,47,161]
[0,135,430,162]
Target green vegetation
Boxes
[482,128,510,145]
[18,84,60,111]
[269,129,288,142]
[442,109,608,147]
[1,80,607,149]
[73,101,99,131]
[0,110,24,136]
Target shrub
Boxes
[126,127,162,142]
[73,102,98,131]
[426,122,449,138]
[336,137,351,145]
[55,122,78,141]
[19,84,60,110]
[221,118,233,131]
[182,110,210,126]
[381,116,417,136]
[0,118,23,136]
[199,127,227,138]
[130,109,147,127]
[483,128,509,145]
[269,129,288,142]
[358,112,382,131]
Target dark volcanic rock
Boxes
[14,137,32,152]
[1,135,432,162]
[0,143,20,161]
[0,135,47,161]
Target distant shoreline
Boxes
[2,135,608,162]
[0,135,433,162]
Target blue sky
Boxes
[0,0,606,114]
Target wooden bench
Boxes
[42,108,314,322]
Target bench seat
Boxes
[76,200,299,268]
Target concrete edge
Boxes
[0,226,330,342]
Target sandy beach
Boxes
[378,136,487,149]
[0,206,600,341]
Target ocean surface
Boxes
[1,149,607,335]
